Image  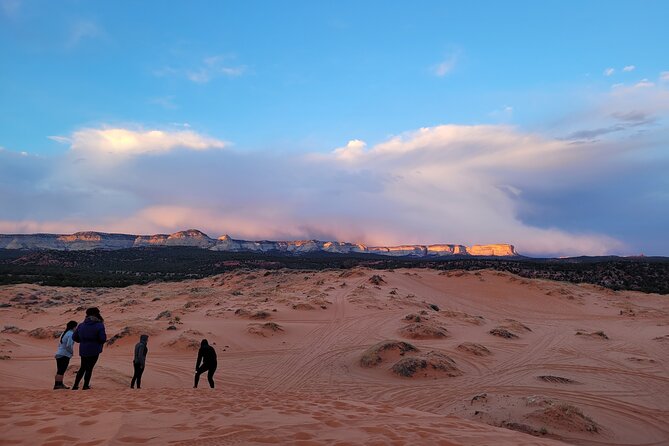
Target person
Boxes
[53,320,78,389]
[72,307,106,390]
[130,334,149,389]
[194,339,217,388]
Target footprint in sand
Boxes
[79,419,98,426]
[37,426,58,434]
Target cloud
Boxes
[622,65,635,72]
[634,78,655,88]
[432,53,458,77]
[186,55,245,83]
[661,71,669,82]
[49,126,226,161]
[332,139,367,161]
[2,82,669,256]
[604,67,615,76]
[67,20,105,48]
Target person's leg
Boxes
[131,362,137,388]
[136,364,144,389]
[72,358,85,389]
[194,364,208,388]
[207,364,217,388]
[54,356,70,389]
[82,355,99,389]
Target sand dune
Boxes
[1,268,668,445]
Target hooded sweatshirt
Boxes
[133,335,149,367]
[55,330,75,358]
[73,316,107,357]
[196,340,217,368]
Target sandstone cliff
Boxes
[0,230,517,257]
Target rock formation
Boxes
[0,230,518,257]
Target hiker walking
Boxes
[53,320,78,389]
[130,334,149,389]
[72,307,107,390]
[194,339,217,388]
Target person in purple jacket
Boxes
[71,307,107,390]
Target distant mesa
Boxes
[0,229,518,257]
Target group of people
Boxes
[54,307,218,390]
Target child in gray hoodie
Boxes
[130,334,149,389]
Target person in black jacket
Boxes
[72,307,106,390]
[194,339,217,388]
[130,334,149,389]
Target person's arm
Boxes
[195,348,203,370]
[98,324,107,344]
[140,344,147,366]
[66,332,75,355]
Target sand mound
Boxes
[398,322,449,339]
[489,327,519,339]
[292,303,315,310]
[502,319,532,332]
[27,327,58,339]
[403,313,425,322]
[500,421,548,437]
[538,375,577,384]
[391,351,462,378]
[247,322,284,337]
[527,403,599,433]
[2,325,25,335]
[368,275,385,285]
[576,330,609,340]
[162,329,204,351]
[234,309,272,319]
[457,342,492,356]
[106,326,157,346]
[360,340,418,367]
[339,269,367,278]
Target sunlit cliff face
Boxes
[1,230,519,257]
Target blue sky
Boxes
[1,1,668,256]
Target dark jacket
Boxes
[133,335,149,367]
[73,316,106,357]
[196,340,217,368]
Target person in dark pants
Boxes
[54,320,78,389]
[72,307,106,390]
[194,339,217,388]
[130,334,149,389]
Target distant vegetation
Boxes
[0,248,667,294]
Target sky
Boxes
[1,0,668,256]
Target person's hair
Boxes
[85,307,104,322]
[61,320,78,342]
[201,339,209,347]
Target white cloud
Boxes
[4,82,669,256]
[432,53,458,77]
[604,67,615,76]
[186,55,246,83]
[63,126,226,159]
[623,65,636,72]
[634,78,655,88]
[48,135,72,144]
[660,71,669,82]
[67,20,104,48]
[333,139,367,161]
